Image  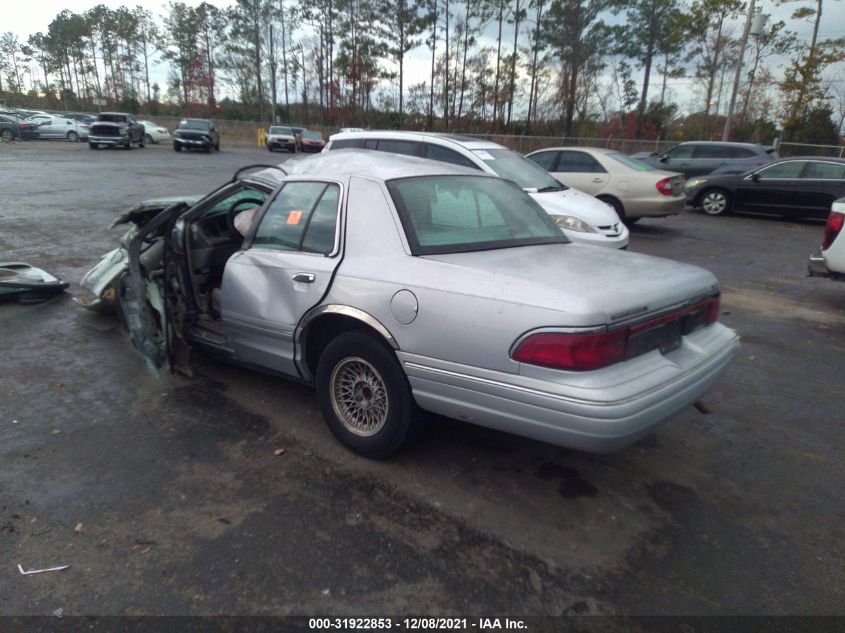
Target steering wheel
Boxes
[226,197,265,234]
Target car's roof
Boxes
[676,140,768,149]
[329,129,503,150]
[526,146,625,155]
[769,156,845,164]
[100,112,130,116]
[284,148,488,180]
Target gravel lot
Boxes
[1,140,843,617]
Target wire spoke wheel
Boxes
[330,357,390,437]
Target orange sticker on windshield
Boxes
[287,210,303,225]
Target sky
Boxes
[5,0,845,117]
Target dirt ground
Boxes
[1,140,843,618]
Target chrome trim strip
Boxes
[295,304,399,350]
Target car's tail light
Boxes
[512,297,720,371]
[512,330,628,371]
[656,177,673,196]
[821,212,844,251]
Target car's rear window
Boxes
[387,176,568,255]
[471,148,565,191]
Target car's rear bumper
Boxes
[400,324,740,453]
[625,196,685,218]
[808,248,843,280]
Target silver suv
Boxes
[636,141,778,178]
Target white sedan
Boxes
[526,146,686,225]
[808,198,845,280]
[138,120,171,145]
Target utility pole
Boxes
[269,24,278,124]
[722,0,757,141]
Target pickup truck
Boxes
[88,112,145,150]
[808,198,845,281]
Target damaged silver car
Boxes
[79,151,739,458]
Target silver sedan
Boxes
[36,116,90,142]
[79,150,739,458]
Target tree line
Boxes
[0,0,843,143]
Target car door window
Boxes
[802,161,845,180]
[376,139,419,156]
[555,150,606,173]
[757,162,805,179]
[423,143,480,169]
[664,145,695,159]
[695,145,733,159]
[300,186,340,254]
[331,138,365,150]
[527,151,559,171]
[252,182,340,253]
[730,147,756,158]
[192,187,269,246]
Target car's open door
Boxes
[121,201,192,375]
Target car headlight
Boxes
[685,178,708,190]
[551,215,597,233]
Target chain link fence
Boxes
[458,133,845,158]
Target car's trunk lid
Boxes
[423,244,719,326]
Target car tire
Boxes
[214,141,220,151]
[144,134,153,145]
[67,131,79,142]
[699,189,731,216]
[138,138,145,148]
[174,143,181,152]
[1,128,13,141]
[267,144,273,152]
[316,331,419,459]
[125,138,132,150]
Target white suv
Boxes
[266,125,298,153]
[325,131,628,248]
[808,198,845,280]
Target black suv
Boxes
[636,141,778,178]
[173,119,220,153]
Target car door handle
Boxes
[592,177,605,183]
[292,272,316,283]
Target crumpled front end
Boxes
[75,247,127,312]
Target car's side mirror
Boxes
[751,172,760,182]
[658,155,669,162]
